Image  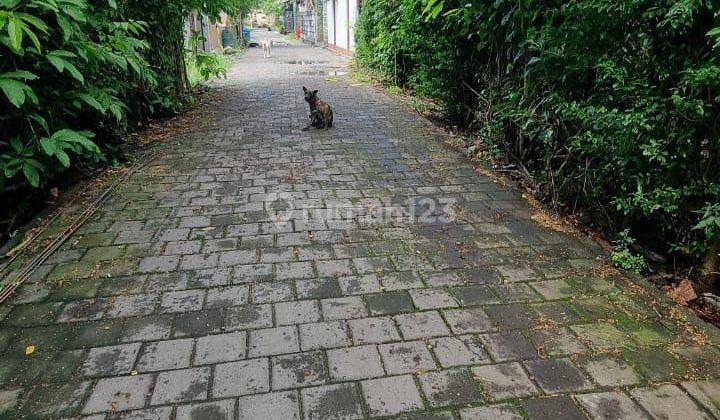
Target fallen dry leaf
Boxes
[668,278,697,306]
[25,345,35,355]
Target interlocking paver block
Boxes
[136,338,193,372]
[479,332,538,361]
[418,368,483,407]
[379,340,436,374]
[252,281,295,303]
[523,358,593,393]
[174,308,224,337]
[631,385,708,420]
[106,294,158,318]
[237,391,300,420]
[472,362,539,400]
[122,316,173,342]
[430,335,489,367]
[443,308,494,334]
[206,285,249,308]
[225,304,273,331]
[522,396,587,420]
[410,288,458,310]
[180,253,219,270]
[80,343,141,377]
[361,375,424,416]
[194,331,247,365]
[296,278,343,299]
[527,328,587,357]
[151,367,210,405]
[83,375,153,414]
[275,300,322,325]
[316,259,353,277]
[338,275,381,295]
[213,358,269,397]
[301,383,364,420]
[578,354,641,387]
[176,399,235,420]
[321,296,367,320]
[348,316,400,344]
[219,250,257,266]
[452,285,500,306]
[576,392,648,420]
[272,351,327,389]
[299,320,352,350]
[22,381,91,418]
[248,326,300,357]
[159,290,205,313]
[459,405,523,420]
[395,311,450,339]
[276,261,314,280]
[366,291,414,315]
[57,299,107,323]
[327,345,385,380]
[139,256,179,273]
[681,380,720,418]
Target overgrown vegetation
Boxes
[356,0,720,285]
[0,0,259,241]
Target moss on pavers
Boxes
[569,322,637,351]
[623,348,693,382]
[48,278,103,301]
[2,302,63,327]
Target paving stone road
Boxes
[1,30,720,420]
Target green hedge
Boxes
[356,0,720,275]
[0,0,253,191]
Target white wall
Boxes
[348,0,357,51]
[326,0,359,51]
[336,0,348,49]
[326,0,334,46]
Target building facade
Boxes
[325,0,359,53]
[186,11,238,51]
[283,0,326,45]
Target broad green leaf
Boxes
[0,0,22,8]
[28,113,49,133]
[77,92,105,113]
[55,148,70,167]
[0,70,37,80]
[0,78,27,107]
[22,163,40,187]
[10,137,22,153]
[7,15,23,50]
[39,137,57,155]
[62,60,84,82]
[47,54,66,72]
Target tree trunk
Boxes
[175,15,189,94]
[702,237,720,291]
[238,12,246,46]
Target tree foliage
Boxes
[0,0,254,192]
[356,0,720,273]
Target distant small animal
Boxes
[260,40,272,58]
[302,87,333,130]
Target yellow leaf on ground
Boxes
[25,345,35,355]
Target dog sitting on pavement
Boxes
[302,87,333,130]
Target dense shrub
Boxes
[0,0,258,241]
[356,0,720,279]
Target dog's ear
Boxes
[303,86,307,92]
[313,90,318,95]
